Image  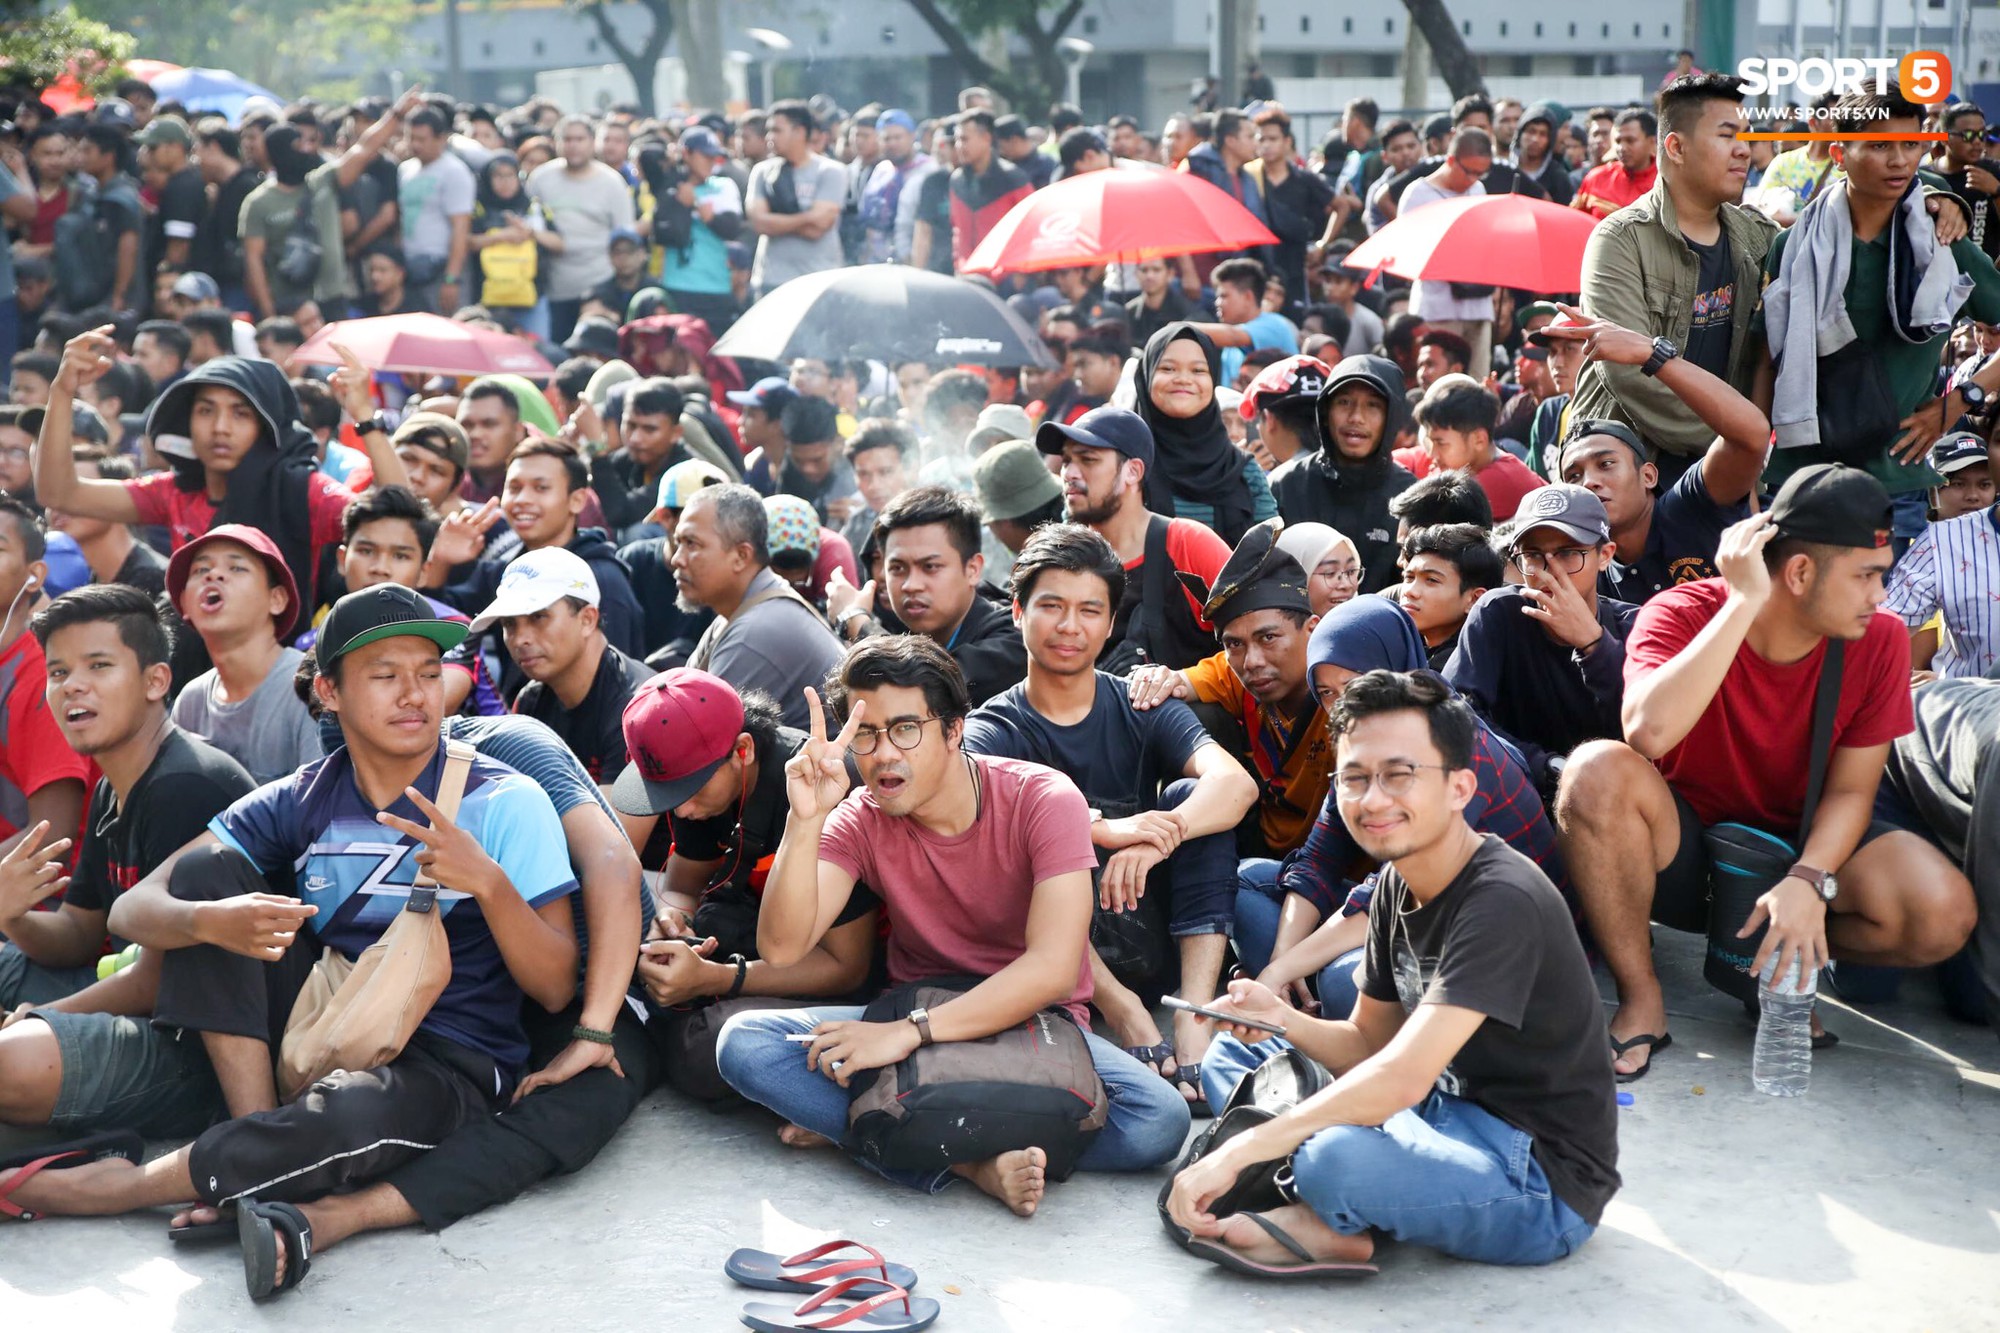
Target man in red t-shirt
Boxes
[1036,406,1231,671]
[0,498,89,865]
[1557,466,1974,1080]
[1396,376,1544,521]
[714,637,1190,1217]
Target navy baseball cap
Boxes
[680,126,724,158]
[1930,431,1990,475]
[727,376,800,413]
[1034,405,1155,470]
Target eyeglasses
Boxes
[1317,561,1361,586]
[849,715,944,755]
[1510,546,1594,576]
[1333,763,1452,801]
[0,445,28,464]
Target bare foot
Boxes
[170,1203,227,1231]
[1213,1203,1375,1267]
[777,1123,834,1149]
[1607,997,1670,1079]
[953,1147,1046,1217]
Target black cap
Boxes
[1930,431,1989,475]
[318,584,469,667]
[1176,518,1310,636]
[1558,418,1647,473]
[1767,464,1893,550]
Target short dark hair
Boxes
[627,376,686,421]
[1380,117,1417,146]
[1587,105,1617,125]
[81,124,126,158]
[830,633,972,727]
[954,108,995,139]
[1328,668,1476,772]
[1656,72,1746,139]
[0,493,44,562]
[1389,468,1494,530]
[508,436,588,494]
[1613,107,1659,138]
[1829,80,1925,137]
[464,378,522,420]
[844,416,918,464]
[90,359,149,414]
[10,349,58,384]
[1417,329,1473,370]
[1944,102,1987,132]
[406,106,450,136]
[1414,379,1499,437]
[1008,521,1126,606]
[255,316,304,351]
[343,483,440,554]
[1382,313,1426,357]
[769,99,817,135]
[553,356,602,401]
[1212,108,1248,146]
[134,320,191,364]
[1108,114,1140,133]
[1447,126,1493,160]
[781,395,839,446]
[1451,94,1494,125]
[31,581,172,668]
[72,446,136,482]
[1048,102,1083,133]
[1212,256,1268,300]
[1763,535,1849,574]
[1344,97,1380,131]
[877,484,982,562]
[1252,106,1292,139]
[1400,522,1504,591]
[198,124,241,158]
[924,368,989,421]
[290,377,342,434]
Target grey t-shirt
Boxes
[526,161,637,301]
[398,151,477,262]
[690,568,845,730]
[747,153,848,292]
[170,647,325,786]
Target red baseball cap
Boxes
[1239,354,1333,421]
[165,523,299,639]
[609,668,747,816]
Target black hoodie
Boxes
[146,356,321,639]
[1268,354,1416,594]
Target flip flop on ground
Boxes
[0,1131,143,1221]
[725,1239,919,1296]
[740,1276,941,1332]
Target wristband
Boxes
[725,954,748,999]
[359,412,393,437]
[571,1024,615,1046]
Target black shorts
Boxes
[1652,789,1905,933]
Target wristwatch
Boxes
[1640,336,1679,378]
[359,412,394,437]
[907,1006,934,1047]
[1960,381,1988,412]
[1787,862,1838,903]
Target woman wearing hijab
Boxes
[468,151,554,337]
[1274,521,1361,617]
[1135,324,1277,546]
[1229,597,1563,1040]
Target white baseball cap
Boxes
[469,547,600,634]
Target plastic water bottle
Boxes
[1752,956,1815,1097]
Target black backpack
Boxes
[53,175,133,311]
[274,188,325,288]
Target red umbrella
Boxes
[962,167,1278,276]
[1344,193,1600,293]
[293,313,553,379]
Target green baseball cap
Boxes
[318,584,468,667]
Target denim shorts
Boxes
[37,1010,224,1140]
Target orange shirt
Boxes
[1184,651,1331,856]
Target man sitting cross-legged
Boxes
[1165,669,1619,1274]
[0,586,580,1302]
[715,638,1191,1215]
[963,523,1258,1107]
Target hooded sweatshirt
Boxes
[133,356,353,639]
[1275,597,1563,916]
[1268,354,1417,593]
[442,525,646,698]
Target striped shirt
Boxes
[1883,508,2000,678]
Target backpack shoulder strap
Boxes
[1798,639,1845,838]
[1129,513,1174,663]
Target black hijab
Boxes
[1136,322,1255,545]
[476,152,526,221]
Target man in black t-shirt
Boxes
[471,546,650,785]
[1936,103,2000,263]
[1168,670,1617,1273]
[0,585,253,1137]
[136,117,208,291]
[607,669,878,1100]
[1541,311,1765,603]
[962,524,1256,1104]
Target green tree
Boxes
[71,0,413,101]
[0,9,133,93]
[568,0,672,117]
[901,0,1084,115]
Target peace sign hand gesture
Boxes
[784,687,864,823]
[376,785,506,903]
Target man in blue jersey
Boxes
[0,585,580,1302]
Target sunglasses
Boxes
[1951,128,2000,145]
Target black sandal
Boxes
[169,1205,237,1247]
[239,1199,313,1301]
[1610,1031,1672,1083]
[1167,1062,1213,1118]
[1185,1212,1379,1279]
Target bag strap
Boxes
[1128,513,1174,665]
[1797,639,1845,839]
[409,739,478,900]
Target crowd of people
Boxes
[0,61,1996,1313]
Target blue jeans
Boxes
[1890,491,1930,560]
[1233,861,1361,1008]
[1201,1034,1596,1266]
[715,1003,1192,1193]
[1155,777,1237,937]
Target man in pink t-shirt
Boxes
[1556,467,1972,1082]
[715,636,1190,1216]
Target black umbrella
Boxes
[712,267,1058,368]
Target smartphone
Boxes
[1161,994,1286,1036]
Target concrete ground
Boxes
[3,933,1997,1332]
